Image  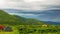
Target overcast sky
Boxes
[0,0,60,10]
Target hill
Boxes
[0,10,20,25]
[14,15,44,25]
[0,10,44,25]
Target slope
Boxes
[0,10,45,25]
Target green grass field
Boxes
[0,25,60,34]
[0,25,19,34]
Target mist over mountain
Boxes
[5,9,60,22]
[0,10,45,25]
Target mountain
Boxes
[0,10,44,25]
[44,21,60,25]
[0,10,21,25]
[14,15,44,25]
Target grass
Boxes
[0,25,60,34]
[0,25,19,34]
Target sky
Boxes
[0,0,60,22]
[0,0,60,10]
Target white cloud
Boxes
[9,13,45,16]
[0,0,60,10]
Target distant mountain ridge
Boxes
[44,21,60,25]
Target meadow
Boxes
[17,25,60,34]
[0,25,60,34]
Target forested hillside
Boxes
[0,10,44,25]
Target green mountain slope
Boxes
[0,10,20,25]
[0,10,44,25]
[14,15,44,25]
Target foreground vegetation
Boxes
[17,25,60,34]
[0,25,60,34]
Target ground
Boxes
[0,25,60,34]
[0,26,19,34]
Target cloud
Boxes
[5,9,60,22]
[9,13,45,16]
[0,0,60,10]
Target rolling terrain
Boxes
[0,10,60,34]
